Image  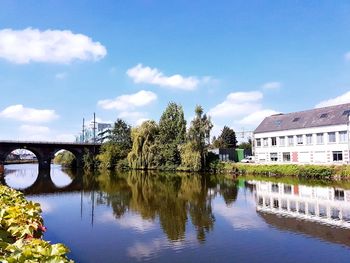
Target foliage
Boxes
[237,138,252,151]
[0,185,72,262]
[187,105,213,169]
[83,150,99,171]
[97,119,132,170]
[128,120,159,169]
[54,151,76,168]
[178,142,202,171]
[212,126,237,148]
[226,163,350,179]
[157,102,187,167]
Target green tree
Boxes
[158,102,187,168]
[127,120,159,169]
[213,126,237,148]
[54,151,76,168]
[186,105,213,169]
[98,119,132,170]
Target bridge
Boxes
[0,141,101,174]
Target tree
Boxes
[158,102,187,167]
[186,105,213,169]
[212,126,237,148]
[98,119,132,170]
[127,120,159,169]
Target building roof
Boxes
[254,103,350,134]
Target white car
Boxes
[241,156,255,163]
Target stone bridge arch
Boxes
[0,141,100,175]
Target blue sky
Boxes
[1,0,350,141]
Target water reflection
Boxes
[2,165,350,263]
[250,180,350,247]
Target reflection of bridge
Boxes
[0,141,101,174]
[2,170,84,195]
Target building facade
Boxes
[76,121,112,143]
[253,103,350,164]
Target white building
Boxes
[254,103,350,164]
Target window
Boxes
[328,132,336,143]
[339,131,347,143]
[316,133,324,144]
[334,189,344,201]
[263,138,268,147]
[258,197,263,206]
[333,151,343,162]
[293,117,300,122]
[290,201,296,212]
[273,199,279,208]
[271,184,279,193]
[256,138,261,147]
[306,134,313,145]
[320,113,328,118]
[308,203,316,216]
[284,185,292,194]
[298,202,306,214]
[296,135,303,145]
[283,152,291,162]
[288,136,294,146]
[319,205,327,218]
[274,120,282,126]
[270,152,278,162]
[279,136,285,146]
[271,137,277,146]
[281,199,288,210]
[343,110,350,116]
[331,208,340,220]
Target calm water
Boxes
[2,164,350,263]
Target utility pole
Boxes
[347,113,350,164]
[93,113,96,144]
[82,118,85,143]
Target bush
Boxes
[0,185,72,262]
[228,163,350,179]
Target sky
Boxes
[1,0,350,142]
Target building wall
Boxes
[254,124,350,164]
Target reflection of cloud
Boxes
[127,234,198,260]
[98,212,156,233]
[214,202,266,230]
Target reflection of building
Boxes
[250,180,350,228]
[254,103,350,164]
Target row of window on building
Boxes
[265,151,344,162]
[256,131,348,147]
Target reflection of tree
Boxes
[95,171,237,242]
[219,179,239,206]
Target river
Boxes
[2,164,350,263]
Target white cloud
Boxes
[239,109,279,126]
[315,91,350,108]
[98,90,157,111]
[345,52,350,61]
[20,124,50,134]
[0,104,59,123]
[55,134,76,142]
[209,91,263,118]
[127,64,201,90]
[0,28,106,64]
[55,72,67,79]
[261,81,282,90]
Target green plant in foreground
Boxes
[0,185,73,262]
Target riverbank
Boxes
[222,163,350,180]
[0,184,73,262]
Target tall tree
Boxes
[128,120,159,169]
[158,102,187,167]
[186,105,213,169]
[98,119,132,170]
[216,126,237,148]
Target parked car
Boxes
[241,156,255,163]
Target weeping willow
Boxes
[127,120,160,169]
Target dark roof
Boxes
[254,103,350,134]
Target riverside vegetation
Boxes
[0,185,72,262]
[65,103,233,172]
